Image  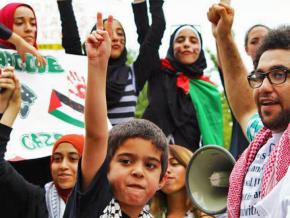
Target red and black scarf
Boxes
[160,58,213,93]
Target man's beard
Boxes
[259,107,290,132]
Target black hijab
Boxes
[159,25,208,150]
[166,24,207,77]
[88,19,131,109]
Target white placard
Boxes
[0,49,111,160]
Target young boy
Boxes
[64,13,168,218]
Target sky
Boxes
[1,0,290,85]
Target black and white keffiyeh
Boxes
[184,210,195,218]
[100,198,153,218]
[160,209,196,218]
[45,182,66,218]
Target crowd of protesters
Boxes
[1,0,290,217]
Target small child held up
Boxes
[64,12,168,218]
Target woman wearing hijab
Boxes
[57,0,165,125]
[0,3,37,49]
[45,134,84,217]
[142,24,223,152]
[0,117,84,217]
[0,66,84,217]
[0,3,45,66]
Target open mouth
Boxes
[260,99,279,106]
[259,95,279,105]
[261,102,275,106]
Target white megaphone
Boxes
[185,145,236,215]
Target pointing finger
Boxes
[105,15,113,38]
[96,12,103,30]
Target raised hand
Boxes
[207,3,234,39]
[0,77,21,127]
[0,66,17,113]
[85,12,113,65]
[7,78,21,111]
[81,12,112,191]
[8,33,47,67]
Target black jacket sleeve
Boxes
[0,123,48,218]
[0,24,12,41]
[0,123,12,162]
[132,1,149,45]
[133,0,166,92]
[57,0,83,55]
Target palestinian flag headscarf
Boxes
[0,3,38,49]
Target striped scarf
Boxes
[227,123,290,217]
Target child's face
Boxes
[107,137,165,209]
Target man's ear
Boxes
[158,174,168,190]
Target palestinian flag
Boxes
[189,79,224,146]
[48,89,84,128]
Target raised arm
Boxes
[0,23,12,41]
[133,0,166,91]
[207,3,257,134]
[9,33,46,67]
[0,67,20,127]
[132,0,149,45]
[0,24,46,67]
[0,67,17,115]
[0,70,48,218]
[0,67,20,163]
[57,0,83,55]
[81,13,112,191]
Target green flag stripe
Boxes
[50,110,84,128]
[189,79,224,146]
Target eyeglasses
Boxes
[247,67,290,88]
